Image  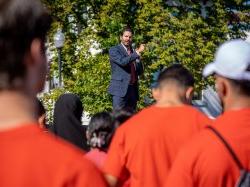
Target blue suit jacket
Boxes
[108,44,143,98]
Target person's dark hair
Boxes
[227,66,250,96]
[228,79,250,96]
[120,26,133,36]
[87,112,115,151]
[111,109,134,128]
[157,64,195,88]
[0,0,51,90]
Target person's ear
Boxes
[23,39,43,67]
[152,87,160,101]
[30,39,44,65]
[185,87,194,103]
[215,77,227,99]
[24,38,47,94]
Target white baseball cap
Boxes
[203,39,250,80]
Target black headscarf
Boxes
[53,93,89,151]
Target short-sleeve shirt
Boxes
[165,108,250,187]
[104,105,211,187]
[0,124,107,187]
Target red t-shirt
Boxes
[165,108,250,187]
[104,105,211,187]
[86,149,130,187]
[0,124,107,187]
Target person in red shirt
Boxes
[103,64,211,187]
[165,39,250,187]
[0,0,107,186]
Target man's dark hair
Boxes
[120,26,133,36]
[0,0,51,90]
[227,66,250,96]
[228,79,250,96]
[157,64,195,88]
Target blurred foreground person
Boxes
[165,39,250,187]
[0,0,107,186]
[53,93,89,151]
[104,64,211,187]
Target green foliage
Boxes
[67,53,112,114]
[42,0,250,114]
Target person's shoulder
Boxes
[183,105,211,120]
[37,131,86,161]
[175,125,236,179]
[184,104,205,113]
[115,107,151,132]
[109,44,121,52]
[112,113,138,138]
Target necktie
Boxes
[127,47,137,84]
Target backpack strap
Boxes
[207,126,243,170]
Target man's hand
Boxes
[136,44,145,55]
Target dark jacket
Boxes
[108,44,143,98]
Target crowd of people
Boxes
[1,0,250,187]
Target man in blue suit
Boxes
[108,27,145,111]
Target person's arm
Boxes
[103,128,127,187]
[135,44,145,56]
[105,174,118,187]
[135,44,145,76]
[109,47,139,66]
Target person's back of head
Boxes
[111,108,134,128]
[54,93,83,122]
[0,0,51,93]
[53,93,89,151]
[157,64,195,89]
[203,39,250,111]
[153,64,195,106]
[87,112,115,151]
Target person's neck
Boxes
[121,43,130,49]
[155,93,188,108]
[0,91,36,131]
[224,95,250,112]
